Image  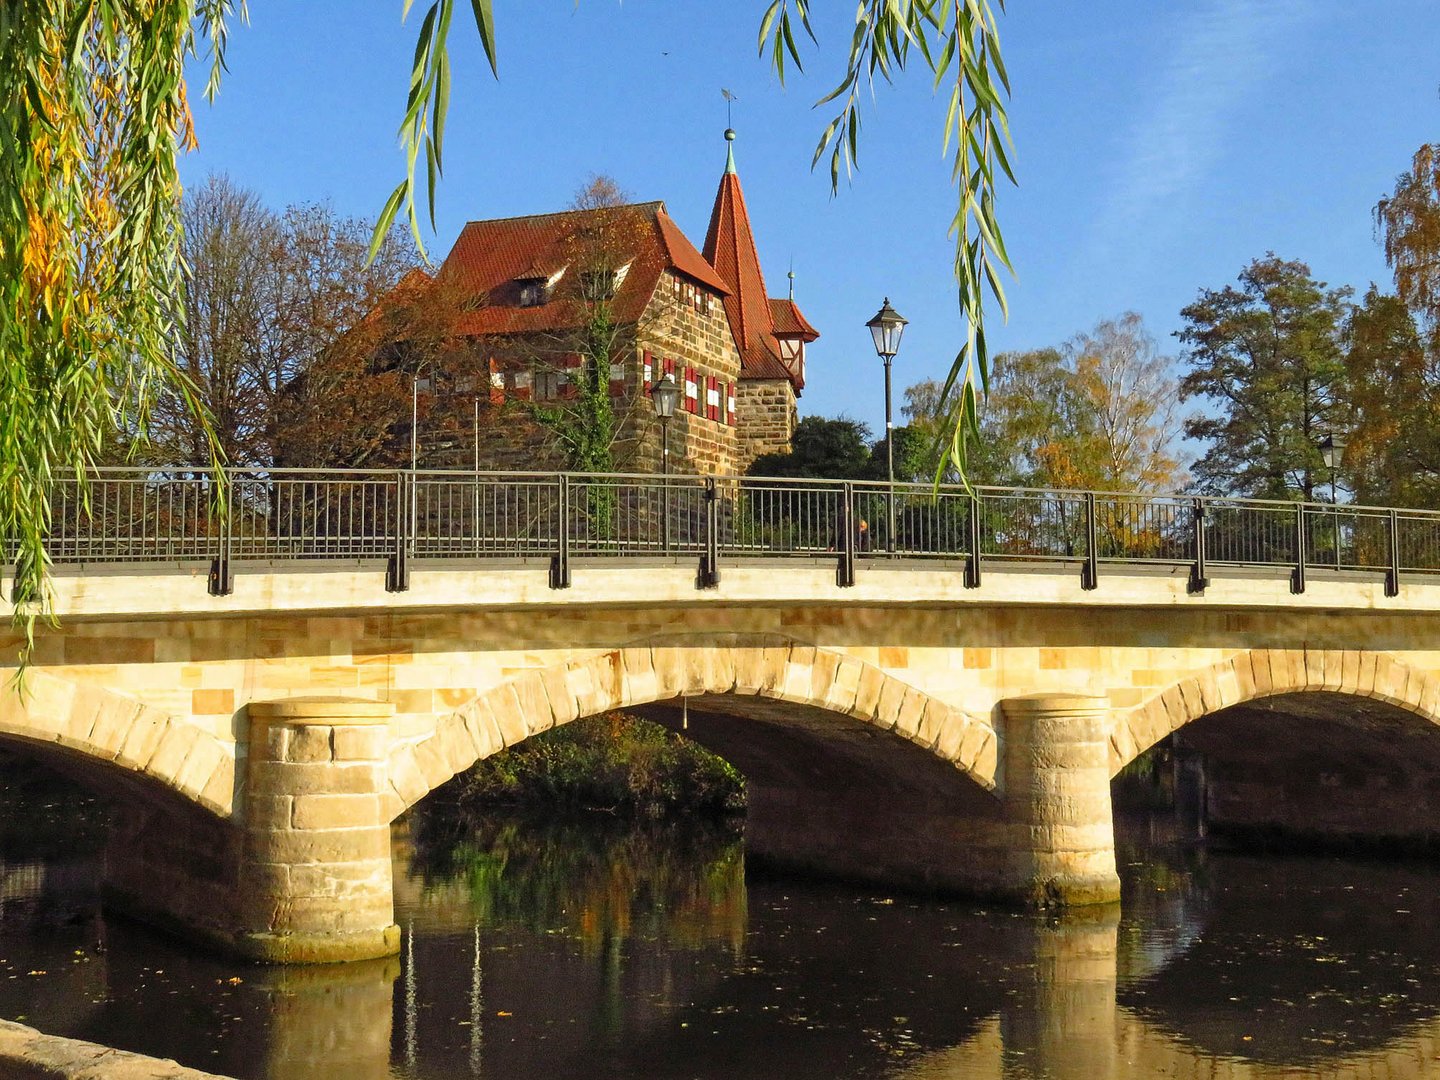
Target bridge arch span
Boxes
[383,633,998,820]
[1109,647,1440,777]
[0,669,236,818]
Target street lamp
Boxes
[650,373,681,552]
[1319,432,1346,569]
[866,298,908,553]
[650,374,680,476]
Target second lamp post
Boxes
[867,298,908,553]
[650,373,681,552]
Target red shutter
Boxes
[488,358,504,405]
[726,382,737,426]
[684,365,697,414]
[663,357,675,378]
[704,375,717,421]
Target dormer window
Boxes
[581,261,631,302]
[518,279,548,307]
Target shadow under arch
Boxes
[1108,647,1440,777]
[0,668,236,819]
[1114,648,1440,852]
[385,631,998,820]
[387,633,1009,899]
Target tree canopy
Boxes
[1178,255,1350,501]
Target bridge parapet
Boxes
[26,467,1440,603]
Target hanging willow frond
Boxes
[1,2,223,663]
[761,0,1014,486]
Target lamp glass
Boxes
[1319,433,1346,471]
[650,373,680,419]
[866,298,908,359]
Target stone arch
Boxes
[384,632,997,820]
[0,668,236,817]
[1109,647,1440,777]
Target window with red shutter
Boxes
[684,366,698,414]
[642,350,653,390]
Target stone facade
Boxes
[735,378,798,469]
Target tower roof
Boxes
[702,132,818,387]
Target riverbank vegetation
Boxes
[425,712,745,826]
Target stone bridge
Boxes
[5,532,1440,963]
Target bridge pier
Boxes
[1000,694,1122,908]
[239,699,402,963]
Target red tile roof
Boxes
[769,298,819,341]
[437,202,729,337]
[703,169,818,387]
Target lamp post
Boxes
[1319,433,1346,570]
[866,298,908,553]
[650,373,681,552]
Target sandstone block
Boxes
[493,684,530,747]
[252,761,387,798]
[144,721,203,787]
[852,663,886,722]
[255,824,391,865]
[436,716,477,778]
[510,672,553,737]
[893,687,927,740]
[286,724,334,764]
[387,747,429,809]
[292,793,383,831]
[332,724,387,762]
[539,664,580,725]
[412,736,454,791]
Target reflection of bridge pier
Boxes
[1002,909,1120,1080]
[250,956,399,1080]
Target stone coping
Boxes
[248,698,395,723]
[0,1019,235,1079]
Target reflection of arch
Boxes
[385,633,997,819]
[1109,648,1438,776]
[0,670,235,817]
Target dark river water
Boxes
[1,805,1440,1078]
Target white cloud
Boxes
[1094,0,1315,248]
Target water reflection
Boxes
[0,808,1439,1078]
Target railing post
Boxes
[1081,491,1099,591]
[698,477,720,589]
[549,474,571,590]
[208,474,234,597]
[387,471,411,592]
[1187,497,1208,595]
[837,482,856,588]
[1386,508,1401,598]
[1290,503,1306,595]
[965,492,983,589]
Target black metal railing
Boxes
[15,467,1440,598]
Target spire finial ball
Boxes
[724,128,736,141]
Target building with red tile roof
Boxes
[376,132,817,476]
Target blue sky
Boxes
[181,1,1439,435]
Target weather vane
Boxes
[722,88,738,128]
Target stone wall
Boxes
[735,378,797,471]
[423,271,744,477]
